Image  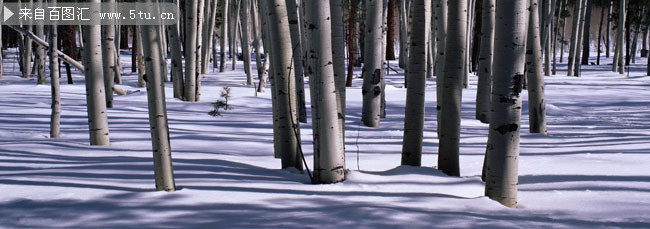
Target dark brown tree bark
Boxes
[386,0,396,60]
[581,0,593,65]
[347,0,357,87]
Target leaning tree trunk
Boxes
[102,0,117,108]
[567,0,583,76]
[241,0,253,85]
[526,0,547,134]
[361,0,385,127]
[437,0,467,177]
[475,0,494,124]
[184,0,199,101]
[81,3,110,146]
[140,19,176,192]
[268,0,302,170]
[219,0,229,72]
[306,0,346,184]
[484,0,528,208]
[49,2,61,139]
[285,0,307,123]
[331,0,346,137]
[401,0,431,166]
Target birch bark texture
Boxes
[35,0,46,85]
[485,0,528,208]
[82,0,110,146]
[401,0,431,166]
[49,1,60,139]
[526,0,547,134]
[305,0,346,184]
[140,19,176,192]
[331,0,347,133]
[102,0,117,108]
[285,0,307,123]
[219,0,229,72]
[475,0,495,124]
[166,0,184,99]
[268,0,302,170]
[241,0,253,85]
[438,0,467,177]
[184,0,198,101]
[361,0,385,127]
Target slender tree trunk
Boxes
[305,0,346,184]
[82,3,110,146]
[194,0,205,101]
[567,0,583,76]
[331,0,346,135]
[269,0,302,170]
[140,19,176,192]
[202,0,219,73]
[560,12,567,63]
[346,0,357,87]
[251,0,266,92]
[184,0,198,101]
[398,0,409,69]
[573,0,587,76]
[166,0,184,99]
[35,0,46,84]
[401,0,431,166]
[132,26,138,73]
[386,0,396,60]
[470,0,482,74]
[485,0,527,208]
[241,0,253,85]
[220,0,229,72]
[616,0,625,74]
[606,1,611,58]
[597,0,605,65]
[580,0,592,66]
[102,0,117,108]
[552,0,564,74]
[434,0,447,128]
[526,0,548,134]
[23,0,33,79]
[361,0,384,127]
[49,5,61,139]
[438,0,467,177]
[543,0,556,76]
[462,0,475,89]
[136,26,146,87]
[475,0,494,124]
[286,0,307,123]
[231,0,241,71]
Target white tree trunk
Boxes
[241,0,253,85]
[268,0,302,170]
[437,0,467,176]
[23,0,33,79]
[202,0,219,74]
[102,0,117,108]
[231,1,241,71]
[140,18,176,192]
[166,0,184,99]
[194,0,205,101]
[475,0,495,124]
[485,0,528,208]
[398,0,409,70]
[330,0,346,139]
[434,0,447,130]
[572,0,587,76]
[82,3,110,146]
[526,0,548,134]
[184,0,198,101]
[401,0,431,166]
[49,3,60,139]
[361,0,384,127]
[285,0,307,123]
[616,0,625,74]
[251,0,267,92]
[219,0,229,72]
[306,0,346,184]
[567,0,583,76]
[136,27,146,88]
[35,0,46,85]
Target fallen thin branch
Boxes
[8,25,85,72]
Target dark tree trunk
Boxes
[347,0,357,87]
[596,0,605,65]
[132,25,137,72]
[386,0,396,60]
[471,0,483,72]
[581,0,592,65]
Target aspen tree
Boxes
[573,0,587,76]
[140,9,176,191]
[102,0,117,108]
[184,0,198,101]
[166,0,184,99]
[35,0,46,85]
[526,0,548,134]
[306,0,346,184]
[82,0,110,146]
[361,0,384,127]
[616,0,625,74]
[49,0,60,138]
[331,0,346,133]
[476,0,495,124]
[220,0,229,72]
[567,0,583,76]
[241,0,253,85]
[268,0,302,170]
[401,0,431,166]
[285,0,307,123]
[485,0,528,208]
[438,0,467,176]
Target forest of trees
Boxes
[1,0,649,209]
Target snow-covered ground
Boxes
[1,49,649,228]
